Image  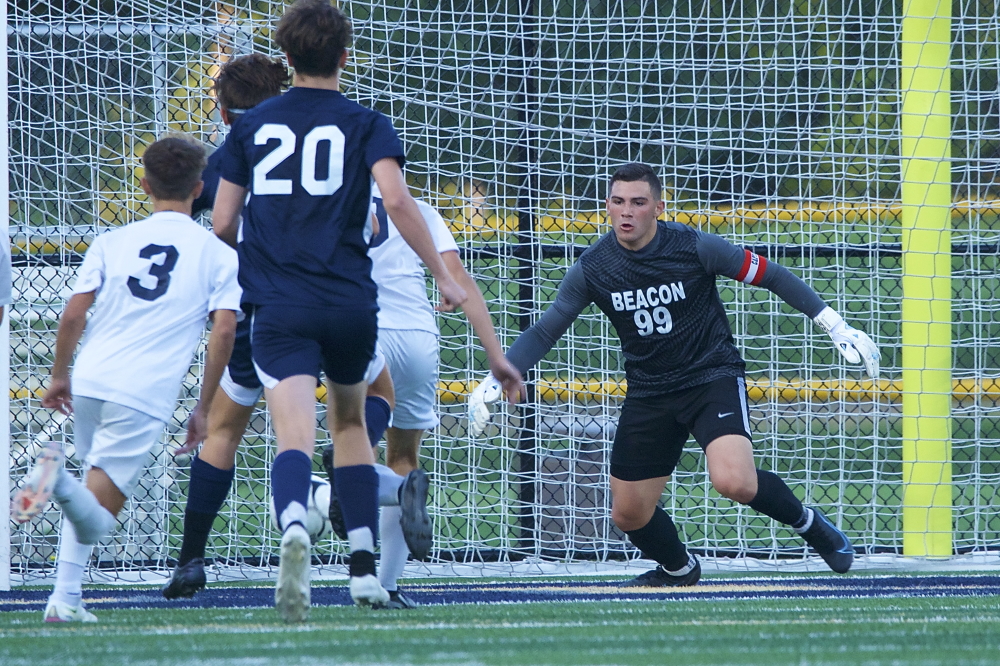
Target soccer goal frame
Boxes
[6,1,1000,586]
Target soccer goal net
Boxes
[6,0,999,584]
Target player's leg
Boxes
[164,318,262,599]
[265,373,321,621]
[47,397,164,621]
[378,427,423,608]
[364,357,406,510]
[321,361,398,539]
[610,394,700,587]
[324,377,389,606]
[375,329,439,608]
[252,304,342,620]
[314,307,389,608]
[696,377,854,573]
[163,388,257,599]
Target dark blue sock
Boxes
[178,456,235,565]
[332,464,379,545]
[365,396,391,447]
[271,450,312,531]
[187,455,235,514]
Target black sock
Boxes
[624,507,689,571]
[747,469,807,527]
[178,456,235,566]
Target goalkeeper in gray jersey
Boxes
[470,162,879,585]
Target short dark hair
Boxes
[609,163,662,201]
[215,53,289,111]
[142,134,206,201]
[275,0,353,77]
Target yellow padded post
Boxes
[900,0,952,558]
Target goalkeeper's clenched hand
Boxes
[468,359,525,437]
[814,306,880,378]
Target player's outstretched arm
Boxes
[211,178,248,248]
[441,251,525,404]
[697,232,880,378]
[371,158,467,311]
[182,309,238,452]
[42,291,96,415]
[468,262,591,436]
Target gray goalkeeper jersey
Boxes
[507,220,826,397]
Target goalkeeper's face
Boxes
[606,180,664,251]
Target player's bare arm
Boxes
[371,158,467,311]
[41,290,96,415]
[211,178,247,248]
[182,308,239,450]
[441,250,524,403]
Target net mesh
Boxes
[7,0,1000,581]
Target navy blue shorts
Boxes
[219,315,264,407]
[229,316,262,390]
[250,304,377,387]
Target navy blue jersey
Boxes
[220,87,405,308]
[192,140,225,217]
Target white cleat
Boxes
[12,441,65,524]
[43,600,98,623]
[349,574,390,608]
[275,524,311,623]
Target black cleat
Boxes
[399,469,433,560]
[321,446,348,540]
[801,508,855,574]
[375,589,420,610]
[621,556,701,588]
[162,558,207,599]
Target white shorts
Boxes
[364,343,387,386]
[220,367,263,407]
[72,396,165,497]
[380,329,439,430]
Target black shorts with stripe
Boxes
[610,375,752,482]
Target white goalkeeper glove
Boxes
[468,373,503,437]
[814,306,881,378]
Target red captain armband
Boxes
[735,249,768,285]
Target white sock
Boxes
[665,553,697,576]
[279,501,308,533]
[794,508,815,534]
[53,468,116,545]
[348,526,375,554]
[375,465,404,507]
[50,518,93,607]
[378,506,409,592]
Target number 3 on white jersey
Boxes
[252,123,345,196]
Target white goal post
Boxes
[6,1,1000,584]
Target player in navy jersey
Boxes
[212,0,467,619]
[160,53,287,600]
[471,163,880,586]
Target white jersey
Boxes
[70,211,242,422]
[369,185,459,334]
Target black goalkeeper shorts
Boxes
[610,375,753,482]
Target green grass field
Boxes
[3,575,999,666]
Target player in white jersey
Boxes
[319,184,524,608]
[11,135,242,622]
